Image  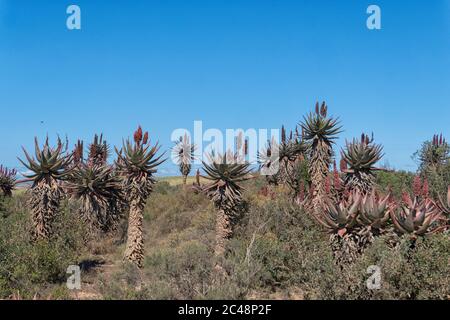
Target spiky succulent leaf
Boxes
[342,135,384,194]
[301,109,342,146]
[18,138,72,185]
[66,164,124,232]
[342,138,383,171]
[314,193,361,234]
[357,191,390,229]
[116,140,165,180]
[173,134,196,178]
[202,152,252,210]
[87,134,109,167]
[390,195,442,236]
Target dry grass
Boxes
[159,175,208,186]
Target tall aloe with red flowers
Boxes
[115,126,165,267]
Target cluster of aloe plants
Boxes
[1,102,448,272]
[11,127,165,268]
[66,134,125,234]
[315,184,446,264]
[254,102,449,265]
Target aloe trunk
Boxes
[124,196,145,266]
[310,140,332,210]
[214,208,233,257]
[30,179,61,240]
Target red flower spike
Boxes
[402,192,411,205]
[422,178,429,198]
[143,132,149,145]
[333,161,342,190]
[412,175,422,197]
[134,126,143,144]
[339,158,347,172]
[320,102,327,118]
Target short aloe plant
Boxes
[0,165,17,197]
[341,133,384,195]
[173,134,196,185]
[390,193,443,237]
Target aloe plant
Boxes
[18,138,72,240]
[390,193,443,237]
[301,102,342,211]
[0,165,17,197]
[115,126,165,267]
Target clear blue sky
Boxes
[1,0,449,175]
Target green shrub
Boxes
[0,196,85,299]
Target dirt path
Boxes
[69,253,118,300]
